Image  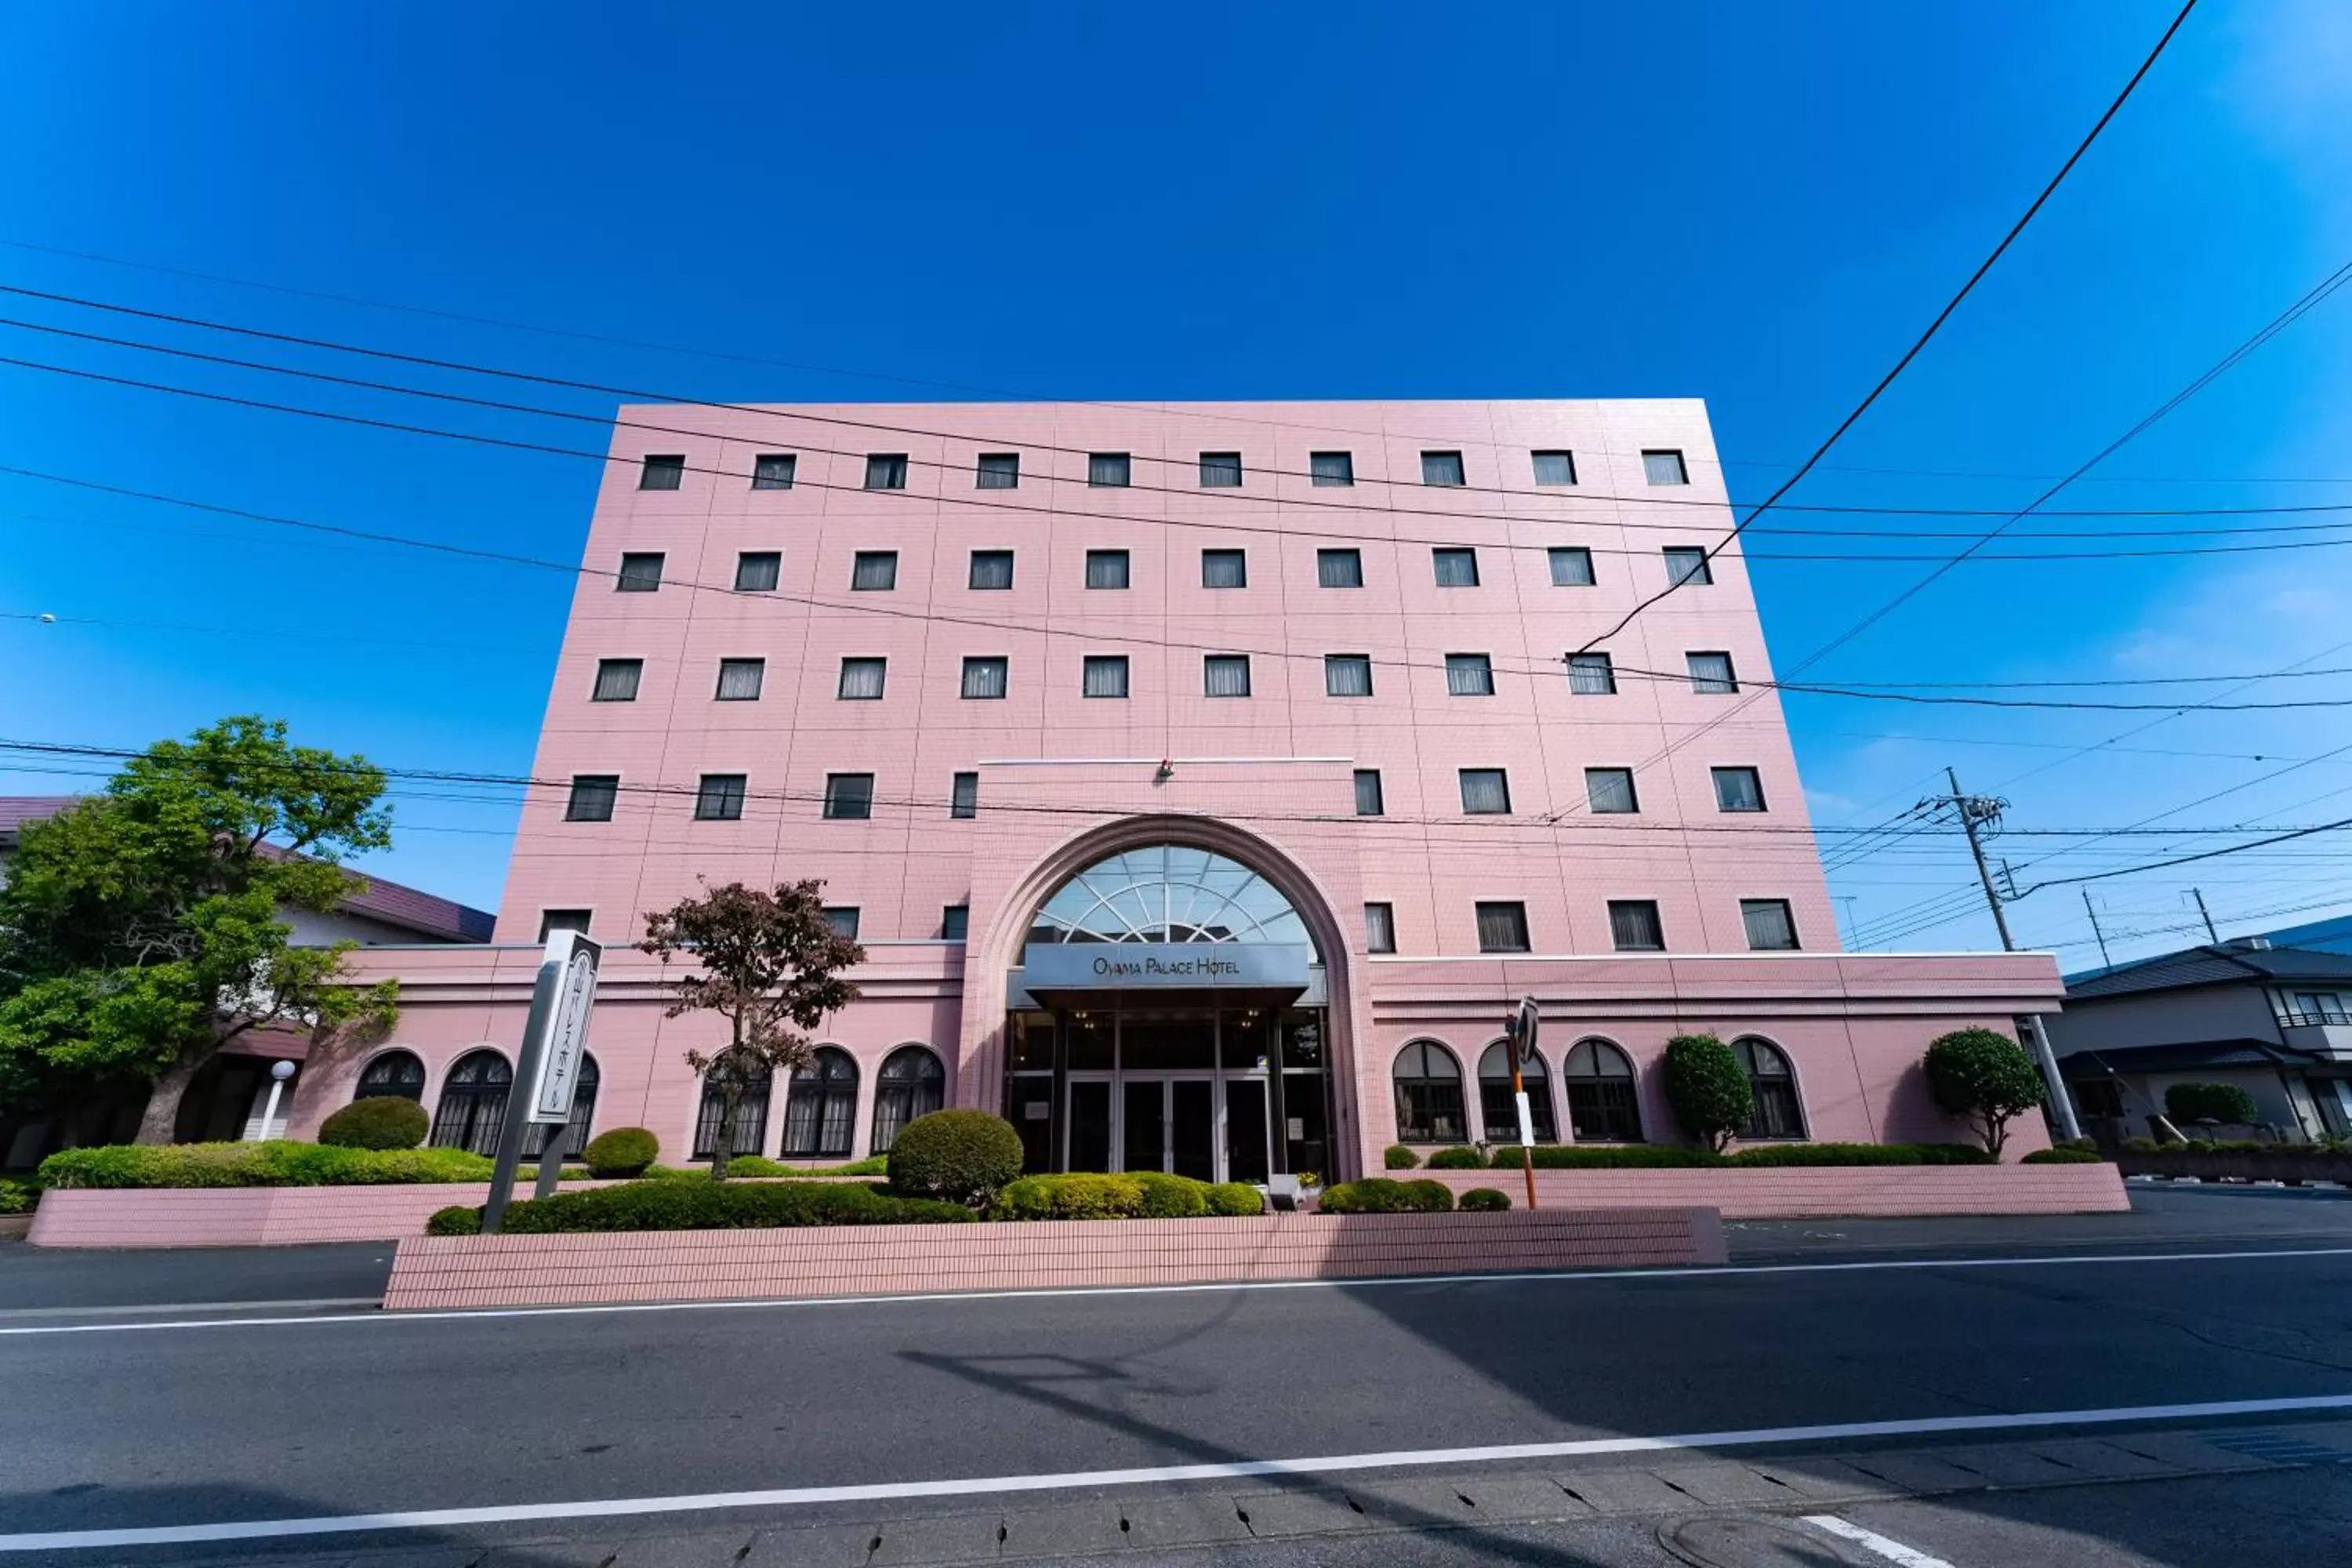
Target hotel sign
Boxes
[1023,942,1313,992]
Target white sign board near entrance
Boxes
[1023,942,1312,991]
[527,930,601,1123]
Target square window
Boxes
[1687,651,1738,695]
[1309,451,1354,487]
[616,552,664,592]
[1087,452,1131,488]
[1642,448,1689,486]
[591,658,642,702]
[735,551,782,592]
[1364,902,1397,954]
[1459,768,1511,815]
[1585,767,1639,814]
[1432,547,1479,587]
[1204,654,1251,698]
[564,775,618,822]
[949,771,978,819]
[695,774,746,822]
[837,657,887,700]
[1317,548,1363,588]
[976,452,1020,489]
[1712,766,1766,813]
[1445,653,1494,697]
[1083,655,1130,699]
[715,658,765,702]
[1421,450,1466,487]
[1532,449,1577,486]
[1609,900,1664,952]
[1324,654,1374,697]
[1200,451,1243,488]
[864,453,909,490]
[1085,549,1131,590]
[1548,546,1595,587]
[961,656,1009,699]
[941,904,969,940]
[751,453,797,490]
[851,551,898,591]
[968,550,1015,590]
[822,906,861,938]
[1475,901,1530,953]
[822,773,874,820]
[1353,768,1385,817]
[1664,546,1712,586]
[1200,549,1248,589]
[1566,652,1616,695]
[638,454,684,490]
[1742,898,1798,951]
[539,909,592,941]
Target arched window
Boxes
[1477,1042,1557,1143]
[354,1050,426,1102]
[1392,1041,1467,1144]
[782,1047,860,1159]
[430,1049,511,1156]
[1025,844,1311,948]
[693,1063,771,1159]
[1735,1037,1805,1140]
[524,1052,600,1161]
[1563,1040,1642,1142]
[871,1046,946,1154]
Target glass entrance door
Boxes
[1118,1076,1217,1178]
[1040,1007,1312,1185]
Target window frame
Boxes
[822,772,876,821]
[1712,766,1766,813]
[1663,546,1713,586]
[1548,546,1595,587]
[1458,768,1512,815]
[1475,900,1531,953]
[637,454,685,491]
[430,1048,514,1156]
[1478,1040,1557,1143]
[1734,1036,1806,1140]
[1203,653,1252,699]
[1081,654,1131,699]
[1432,547,1480,587]
[564,775,619,823]
[1562,1038,1643,1142]
[939,906,969,940]
[1607,899,1665,953]
[1324,653,1374,698]
[1741,898,1800,952]
[871,1045,947,1154]
[1584,767,1639,815]
[1199,451,1243,488]
[1566,652,1617,695]
[850,550,898,591]
[1200,548,1248,589]
[1308,451,1355,487]
[1364,902,1397,954]
[591,658,643,702]
[863,452,909,491]
[960,655,1010,700]
[1642,448,1690,486]
[975,452,1020,489]
[949,771,978,819]
[1444,653,1495,697]
[1316,547,1364,588]
[837,657,887,701]
[1087,452,1132,488]
[782,1047,860,1159]
[1687,651,1739,695]
[692,1064,771,1159]
[734,551,782,593]
[537,909,592,942]
[967,549,1015,590]
[1392,1040,1467,1144]
[1421,450,1466,487]
[750,453,797,491]
[1531,449,1577,487]
[1352,768,1385,818]
[615,552,665,593]
[694,774,747,822]
[1084,549,1131,590]
[714,658,766,702]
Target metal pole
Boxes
[2082,889,2111,969]
[532,1129,568,1200]
[1509,1051,1537,1210]
[1948,768,2016,953]
[2192,887,2220,943]
[1944,770,2078,1143]
[483,950,565,1236]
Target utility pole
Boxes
[2191,887,2220,944]
[2082,889,2112,969]
[1929,767,2082,1142]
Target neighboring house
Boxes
[2259,913,2352,957]
[0,796,493,1167]
[2044,938,2352,1145]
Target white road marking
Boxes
[2,1393,2347,1553]
[2,1243,2349,1338]
[1806,1514,1958,1567]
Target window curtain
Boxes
[969,551,1014,589]
[1737,1040,1802,1138]
[693,1070,771,1158]
[1548,547,1595,586]
[1567,654,1615,695]
[1585,768,1637,814]
[783,1052,858,1158]
[717,659,765,701]
[1083,657,1130,699]
[1087,452,1131,487]
[735,553,782,591]
[1446,655,1493,696]
[1421,451,1465,486]
[1665,548,1711,586]
[566,777,618,822]
[1433,549,1479,586]
[617,554,664,591]
[1475,903,1530,952]
[865,454,909,489]
[1204,655,1250,698]
[1318,550,1363,588]
[751,454,796,490]
[1310,452,1354,486]
[1200,550,1247,588]
[1688,652,1737,694]
[1742,900,1798,950]
[1478,1044,1555,1142]
[824,775,874,819]
[851,553,898,590]
[1563,1041,1642,1142]
[1363,902,1396,953]
[1532,450,1576,486]
[695,776,746,820]
[1325,655,1372,696]
[962,658,1008,699]
[639,456,684,490]
[872,1049,946,1153]
[976,454,1018,489]
[1459,770,1510,814]
[1714,768,1763,811]
[838,659,886,699]
[593,659,642,702]
[1086,551,1129,589]
[1392,1043,1465,1142]
[1199,452,1243,487]
[1609,902,1664,951]
[1642,449,1688,485]
[1352,770,1384,816]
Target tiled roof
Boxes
[2058,1039,2306,1075]
[2064,943,2352,1000]
[0,795,493,943]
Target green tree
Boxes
[0,717,399,1142]
[1662,1033,1751,1152]
[640,879,864,1178]
[2163,1081,2259,1127]
[1922,1028,2049,1157]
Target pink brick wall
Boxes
[381,1207,1727,1311]
[1421,1163,2129,1218]
[27,1183,499,1248]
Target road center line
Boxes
[1805,1515,1959,1568]
[5,1393,2348,1553]
[2,1243,2350,1338]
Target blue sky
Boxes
[4,0,2350,967]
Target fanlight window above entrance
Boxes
[1027,846,1312,949]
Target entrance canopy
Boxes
[1019,844,1318,1006]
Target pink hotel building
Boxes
[299,399,2067,1181]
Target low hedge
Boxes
[1486,1142,1993,1170]
[2022,1147,2107,1164]
[426,1178,971,1236]
[1317,1178,1454,1214]
[317,1098,429,1151]
[2122,1136,2343,1156]
[0,1178,37,1215]
[40,1141,493,1189]
[1383,1145,1421,1169]
[1424,1146,1487,1171]
[989,1171,1265,1221]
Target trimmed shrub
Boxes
[317,1097,429,1151]
[1425,1146,1487,1170]
[0,1178,37,1215]
[1458,1187,1511,1211]
[1130,1171,1211,1218]
[2022,1146,2107,1164]
[1318,1178,1454,1214]
[991,1173,1144,1221]
[434,1178,972,1235]
[1383,1145,1421,1170]
[1507,1143,1715,1169]
[1206,1181,1264,1217]
[2165,1082,2260,1126]
[1728,1142,1991,1167]
[426,1204,481,1236]
[1662,1033,1751,1152]
[887,1110,1025,1207]
[582,1127,659,1178]
[1923,1029,2049,1157]
[38,1141,492,1189]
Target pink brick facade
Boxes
[295,399,2063,1182]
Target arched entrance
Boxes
[1001,844,1336,1185]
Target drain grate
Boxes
[2205,1430,2352,1465]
